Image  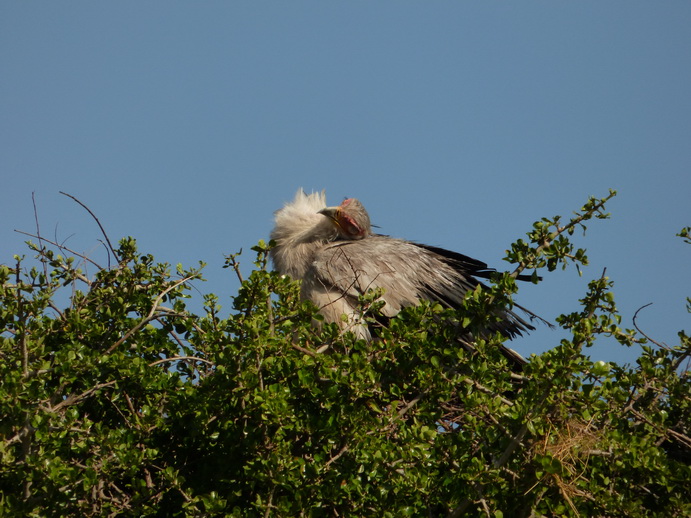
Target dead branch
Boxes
[60,191,118,265]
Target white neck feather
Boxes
[270,189,337,280]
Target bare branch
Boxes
[59,191,118,265]
[14,229,103,272]
[31,192,49,280]
[226,251,244,284]
[47,380,119,413]
[291,343,317,357]
[15,259,29,378]
[633,303,670,350]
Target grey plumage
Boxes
[270,189,542,361]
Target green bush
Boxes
[1,192,689,517]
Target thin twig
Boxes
[510,192,614,280]
[324,443,349,469]
[227,252,244,284]
[59,191,118,264]
[16,259,29,378]
[14,229,103,271]
[148,356,214,368]
[31,192,49,279]
[291,343,317,357]
[633,303,670,350]
[398,391,426,418]
[105,274,199,354]
[47,380,119,413]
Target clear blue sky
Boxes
[2,2,689,366]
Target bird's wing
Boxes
[303,235,541,367]
[299,237,415,340]
[416,243,537,283]
[305,236,477,316]
[410,241,549,333]
[305,235,541,338]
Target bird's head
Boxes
[319,198,371,240]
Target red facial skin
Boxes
[337,199,367,239]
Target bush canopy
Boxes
[1,191,689,517]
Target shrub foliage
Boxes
[1,191,689,517]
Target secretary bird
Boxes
[270,189,545,364]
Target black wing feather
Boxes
[414,242,538,282]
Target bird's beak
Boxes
[318,207,340,222]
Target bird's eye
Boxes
[339,213,363,237]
